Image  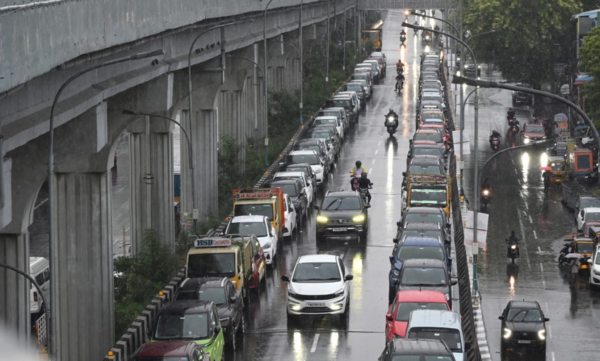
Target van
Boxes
[29,257,50,314]
[406,309,466,361]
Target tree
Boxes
[461,0,581,90]
[579,26,600,122]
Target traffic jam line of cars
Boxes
[130,51,386,361]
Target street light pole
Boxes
[326,0,331,83]
[300,0,304,124]
[47,49,164,357]
[272,40,303,125]
[264,0,275,166]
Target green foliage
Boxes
[580,26,600,122]
[461,0,581,87]
[114,230,180,339]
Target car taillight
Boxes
[33,291,38,302]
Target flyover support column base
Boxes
[192,110,218,221]
[53,172,114,361]
[0,233,31,345]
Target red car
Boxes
[413,129,449,149]
[385,290,451,341]
[132,341,210,361]
[420,124,451,144]
[521,122,547,144]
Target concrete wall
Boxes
[0,0,328,94]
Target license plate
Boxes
[518,340,531,344]
[307,303,324,307]
[332,228,347,232]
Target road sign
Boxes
[194,238,232,248]
[181,213,192,227]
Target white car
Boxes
[274,171,314,206]
[281,254,353,321]
[288,150,325,186]
[577,207,600,231]
[226,215,278,265]
[314,116,344,141]
[283,193,298,238]
[589,245,600,288]
[29,257,50,314]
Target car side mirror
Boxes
[281,275,290,282]
[448,257,453,263]
[345,274,354,281]
[498,316,504,320]
[214,326,221,334]
[544,317,550,322]
[451,279,458,286]
[386,313,393,322]
[396,221,402,228]
[446,224,451,229]
[389,255,395,264]
[364,204,371,209]
[402,172,407,177]
[393,237,399,244]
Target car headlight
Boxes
[317,215,329,223]
[511,245,516,250]
[291,304,302,311]
[388,116,395,121]
[353,214,366,223]
[524,138,530,144]
[329,303,343,310]
[503,328,512,339]
[263,242,272,249]
[478,65,481,69]
[464,65,468,69]
[538,329,546,340]
[334,289,345,298]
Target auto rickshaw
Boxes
[559,235,595,275]
[548,156,567,184]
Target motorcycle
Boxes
[359,185,372,204]
[481,188,491,209]
[395,78,404,92]
[385,114,399,136]
[400,34,407,45]
[506,241,519,263]
[507,120,520,146]
[490,135,500,151]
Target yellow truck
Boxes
[402,174,451,218]
[232,188,284,241]
[186,235,266,300]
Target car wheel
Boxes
[286,311,297,324]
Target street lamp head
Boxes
[452,75,496,88]
[404,9,411,16]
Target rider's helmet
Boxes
[511,230,516,236]
[509,107,514,112]
[355,160,362,168]
[361,172,368,179]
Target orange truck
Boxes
[232,188,285,241]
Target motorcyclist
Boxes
[506,231,520,257]
[489,130,501,144]
[396,60,405,73]
[395,72,405,91]
[507,107,515,121]
[400,29,407,43]
[357,172,373,204]
[413,20,419,34]
[543,171,550,193]
[481,178,491,191]
[350,161,368,190]
[385,109,399,131]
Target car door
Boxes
[227,283,241,327]
[385,296,398,339]
[578,209,585,230]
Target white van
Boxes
[406,309,466,361]
[29,257,50,314]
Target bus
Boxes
[362,20,383,51]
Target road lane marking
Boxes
[529,215,533,223]
[538,246,541,252]
[371,159,376,164]
[552,352,555,361]
[518,216,532,269]
[533,230,537,239]
[540,263,546,288]
[545,302,549,313]
[548,325,552,339]
[375,150,379,155]
[378,141,382,146]
[310,333,320,353]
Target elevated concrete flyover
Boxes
[0,1,357,360]
[359,0,450,10]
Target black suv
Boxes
[512,83,533,105]
[379,338,455,361]
[174,277,244,347]
[499,300,549,358]
[265,179,308,220]
[315,191,370,242]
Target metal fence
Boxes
[35,313,48,348]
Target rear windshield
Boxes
[308,131,332,141]
[314,118,337,126]
[422,113,444,120]
[408,328,462,352]
[401,268,447,286]
[409,165,442,175]
[290,154,319,165]
[391,356,453,361]
[402,230,442,239]
[235,204,273,218]
[345,85,364,92]
[321,196,361,210]
[404,213,443,225]
[396,302,448,321]
[413,148,443,157]
[580,198,600,209]
[525,125,544,133]
[294,144,321,155]
[326,99,351,108]
[397,245,444,262]
[228,221,267,237]
[188,253,236,278]
[414,132,443,143]
[585,211,600,222]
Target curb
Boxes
[473,295,492,361]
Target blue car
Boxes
[388,237,452,304]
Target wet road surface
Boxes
[461,66,600,360]
[230,10,425,360]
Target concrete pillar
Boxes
[194,110,219,219]
[0,233,30,345]
[127,118,174,253]
[53,172,113,361]
[179,110,193,220]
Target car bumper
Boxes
[316,224,366,238]
[315,172,324,185]
[287,295,347,315]
[283,224,292,237]
[590,273,600,286]
[503,339,546,349]
[263,248,274,264]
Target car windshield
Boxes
[391,356,453,361]
[395,302,448,321]
[235,204,273,219]
[401,268,447,286]
[346,85,363,92]
[408,328,462,352]
[321,196,361,210]
[308,131,332,141]
[295,144,321,155]
[188,253,236,278]
[422,112,443,119]
[274,184,298,197]
[585,212,600,222]
[176,287,226,305]
[397,246,444,262]
[404,213,443,225]
[550,162,565,171]
[315,118,337,126]
[525,125,544,133]
[292,262,341,282]
[413,148,443,157]
[575,243,594,254]
[353,74,368,81]
[581,198,600,209]
[290,154,320,165]
[409,165,442,175]
[507,309,543,322]
[414,133,443,143]
[154,313,209,340]
[228,221,267,237]
[410,189,447,206]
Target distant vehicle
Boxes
[406,310,465,361]
[385,290,451,341]
[499,300,549,358]
[512,83,533,105]
[152,301,225,361]
[174,277,244,349]
[29,257,50,315]
[225,215,278,265]
[287,150,326,186]
[281,254,353,322]
[362,20,383,50]
[378,338,455,361]
[463,63,481,76]
[315,190,371,242]
[521,123,546,144]
[132,341,209,361]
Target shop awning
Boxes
[574,76,594,85]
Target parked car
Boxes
[310,126,341,159]
[287,150,326,186]
[342,82,367,107]
[265,179,308,220]
[314,115,344,140]
[356,62,379,83]
[588,244,600,288]
[395,259,456,308]
[281,254,353,322]
[315,190,370,242]
[378,338,455,361]
[521,122,547,144]
[399,207,450,230]
[174,277,244,348]
[512,83,533,105]
[412,130,446,149]
[273,171,314,206]
[406,310,465,361]
[337,90,363,111]
[292,139,330,173]
[349,77,372,99]
[395,222,450,254]
[317,107,349,132]
[350,73,373,96]
[279,162,318,189]
[29,257,50,315]
[576,207,600,231]
[406,154,445,175]
[326,94,359,124]
[499,300,549,357]
[132,341,209,361]
[225,215,278,265]
[152,301,225,361]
